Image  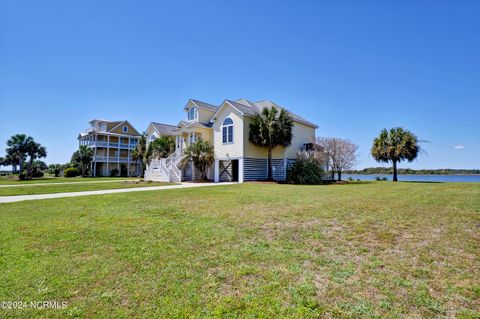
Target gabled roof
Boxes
[176,120,213,129]
[210,98,318,128]
[80,119,141,138]
[109,120,141,135]
[253,100,318,128]
[184,99,218,112]
[150,122,177,135]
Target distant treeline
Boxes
[345,167,480,175]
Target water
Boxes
[342,174,480,183]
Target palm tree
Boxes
[147,136,175,160]
[25,141,47,178]
[181,139,214,180]
[6,134,31,173]
[71,145,93,177]
[249,106,293,180]
[4,154,18,173]
[132,132,147,177]
[371,127,421,182]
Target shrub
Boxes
[110,168,119,177]
[286,155,324,185]
[48,164,64,177]
[32,171,44,178]
[64,167,80,177]
[18,172,27,180]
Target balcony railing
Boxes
[93,156,138,163]
[81,141,138,149]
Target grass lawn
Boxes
[0,182,479,318]
[0,176,141,185]
[0,181,171,196]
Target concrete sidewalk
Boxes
[0,182,237,203]
[0,179,142,188]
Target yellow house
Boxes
[78,119,142,177]
[145,98,317,183]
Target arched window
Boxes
[188,107,198,121]
[222,118,234,143]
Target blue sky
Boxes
[1,0,479,169]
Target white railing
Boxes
[83,141,137,149]
[144,150,184,182]
[171,164,181,182]
[94,156,133,163]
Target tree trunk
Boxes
[392,160,398,182]
[19,158,24,173]
[27,157,34,178]
[81,164,86,177]
[337,170,342,181]
[331,169,335,181]
[267,147,273,181]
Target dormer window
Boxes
[123,126,128,133]
[188,107,198,121]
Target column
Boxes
[238,158,244,183]
[284,158,288,180]
[93,134,97,177]
[117,137,120,174]
[127,137,131,177]
[214,159,219,183]
[106,135,110,177]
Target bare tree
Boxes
[316,137,359,181]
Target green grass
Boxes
[0,182,479,318]
[0,176,140,185]
[0,181,171,196]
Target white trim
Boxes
[183,99,217,112]
[214,159,219,183]
[209,100,244,123]
[221,117,234,144]
[109,120,141,135]
[238,158,244,183]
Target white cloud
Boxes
[453,144,465,150]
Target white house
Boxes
[144,98,317,183]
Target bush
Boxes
[286,156,324,185]
[64,167,80,177]
[48,164,64,177]
[32,171,44,177]
[18,172,27,180]
[110,168,119,177]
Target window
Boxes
[150,135,156,141]
[123,126,128,133]
[188,107,198,121]
[222,118,234,144]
